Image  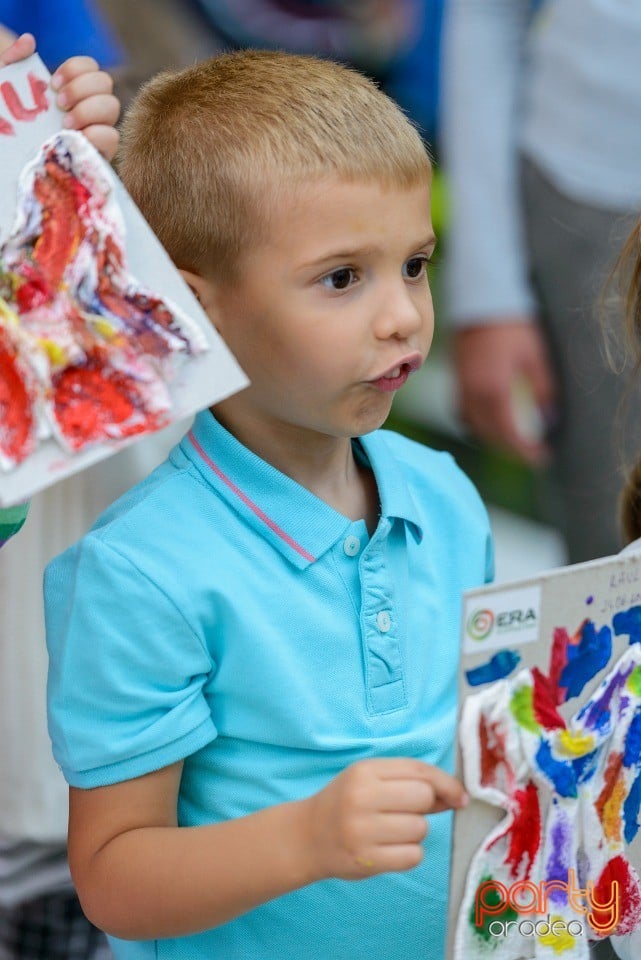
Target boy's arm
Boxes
[69,755,467,940]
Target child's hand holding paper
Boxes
[0,30,120,160]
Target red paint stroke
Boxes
[0,115,14,136]
[33,159,90,290]
[548,627,571,700]
[0,73,49,122]
[479,714,512,791]
[504,781,541,880]
[0,329,35,463]
[52,360,163,449]
[591,855,641,935]
[548,621,588,703]
[532,667,566,730]
[488,780,542,880]
[15,270,51,312]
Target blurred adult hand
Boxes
[452,319,557,466]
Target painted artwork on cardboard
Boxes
[0,55,247,506]
[450,555,641,959]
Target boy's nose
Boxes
[374,284,429,341]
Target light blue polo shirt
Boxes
[45,410,493,960]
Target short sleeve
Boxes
[45,537,217,788]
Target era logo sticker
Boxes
[463,584,541,654]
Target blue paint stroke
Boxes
[574,749,598,785]
[559,621,612,700]
[614,605,641,646]
[536,740,576,798]
[465,650,521,687]
[624,770,641,844]
[624,709,641,768]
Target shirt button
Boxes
[343,535,361,557]
[377,611,392,633]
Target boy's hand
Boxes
[51,57,120,161]
[0,31,120,162]
[302,757,468,881]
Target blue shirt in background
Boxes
[0,0,121,69]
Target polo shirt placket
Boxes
[358,518,407,714]
[186,416,419,720]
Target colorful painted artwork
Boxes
[0,55,247,506]
[450,555,641,958]
[0,130,207,469]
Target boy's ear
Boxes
[179,269,222,331]
[180,269,213,309]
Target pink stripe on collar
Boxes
[188,430,316,564]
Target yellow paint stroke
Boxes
[40,338,68,366]
[91,316,119,340]
[0,296,19,327]
[602,773,626,844]
[628,665,641,698]
[557,729,595,758]
[538,915,577,953]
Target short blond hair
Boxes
[118,49,431,280]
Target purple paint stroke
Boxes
[545,803,571,905]
[577,659,635,732]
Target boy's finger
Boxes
[55,70,113,111]
[375,758,468,809]
[51,55,99,90]
[64,94,121,133]
[0,32,35,67]
[74,125,119,163]
[377,779,439,814]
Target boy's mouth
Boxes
[368,353,422,392]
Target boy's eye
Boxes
[403,256,428,280]
[319,267,356,291]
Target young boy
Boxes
[45,50,493,959]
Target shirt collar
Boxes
[182,411,423,569]
[359,431,423,545]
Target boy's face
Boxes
[208,177,435,440]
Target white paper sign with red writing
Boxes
[0,54,248,506]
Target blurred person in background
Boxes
[441,0,641,564]
[101,0,442,142]
[192,0,442,142]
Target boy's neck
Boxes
[211,405,380,533]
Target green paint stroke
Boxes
[469,875,518,945]
[509,684,541,734]
[628,666,641,698]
